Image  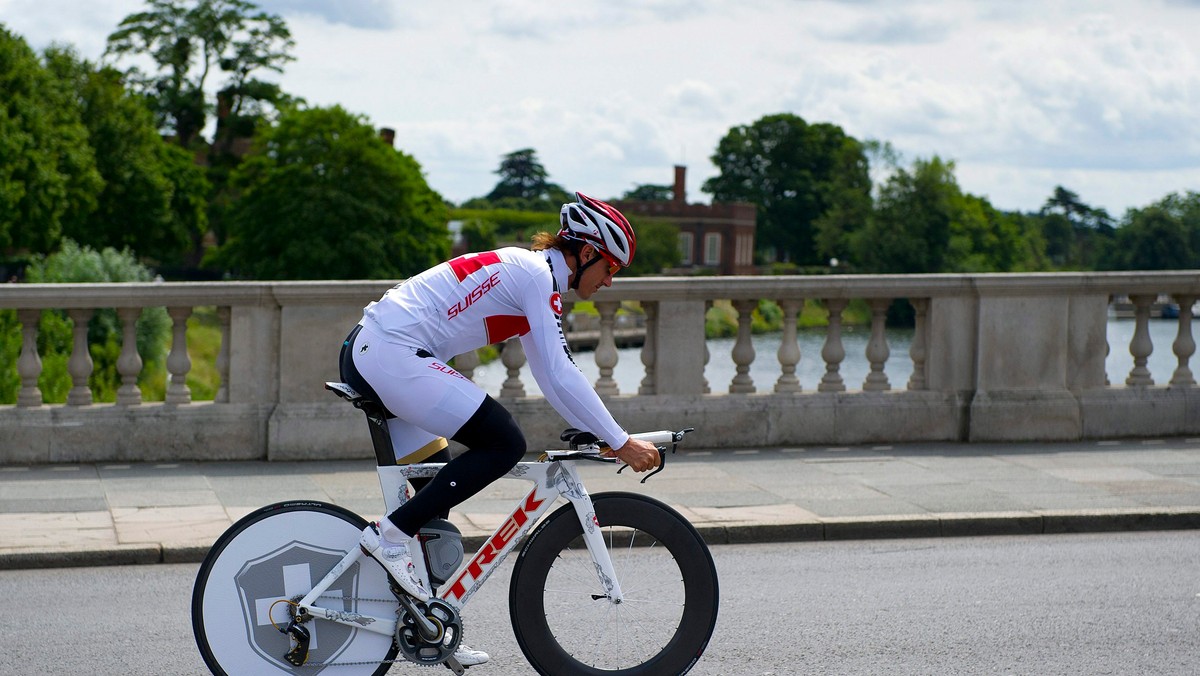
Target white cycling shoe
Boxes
[453,643,490,666]
[359,522,430,602]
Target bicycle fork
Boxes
[561,468,627,605]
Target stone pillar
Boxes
[652,299,707,395]
[594,301,620,396]
[638,302,658,395]
[970,291,1086,441]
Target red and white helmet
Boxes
[558,192,637,268]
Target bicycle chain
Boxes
[288,595,462,669]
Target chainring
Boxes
[394,599,463,666]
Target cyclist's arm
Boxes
[517,278,630,450]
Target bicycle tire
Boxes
[192,500,398,675]
[509,492,719,675]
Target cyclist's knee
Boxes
[453,395,526,463]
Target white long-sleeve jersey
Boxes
[361,247,629,449]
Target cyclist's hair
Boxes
[531,231,582,254]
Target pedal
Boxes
[283,621,311,666]
[444,655,465,674]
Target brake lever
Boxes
[617,444,669,483]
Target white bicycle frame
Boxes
[293,431,677,638]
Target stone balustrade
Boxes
[1,272,1197,463]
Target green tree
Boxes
[484,148,570,209]
[1037,186,1114,269]
[1101,195,1198,270]
[0,26,102,253]
[702,113,872,266]
[104,0,294,147]
[42,46,209,265]
[623,219,681,276]
[852,156,957,273]
[621,184,674,201]
[212,105,450,279]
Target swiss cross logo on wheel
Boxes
[549,292,563,316]
[234,542,361,674]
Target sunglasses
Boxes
[597,250,622,276]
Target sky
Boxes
[4,0,1200,218]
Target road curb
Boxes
[4,510,1200,571]
[0,544,162,570]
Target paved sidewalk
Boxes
[3,437,1200,569]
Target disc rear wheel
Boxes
[192,501,398,675]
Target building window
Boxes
[679,232,693,265]
[737,234,754,267]
[704,233,721,266]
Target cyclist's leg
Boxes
[341,324,453,517]
[350,325,525,536]
[384,420,453,519]
[390,395,525,535]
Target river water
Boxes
[470,318,1198,397]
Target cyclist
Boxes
[338,192,661,666]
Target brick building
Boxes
[613,166,757,275]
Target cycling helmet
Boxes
[558,192,637,268]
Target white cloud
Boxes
[4,0,1200,213]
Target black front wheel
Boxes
[509,492,719,675]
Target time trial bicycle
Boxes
[191,381,719,675]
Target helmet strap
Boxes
[569,246,604,291]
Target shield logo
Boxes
[234,541,362,673]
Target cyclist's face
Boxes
[574,246,619,299]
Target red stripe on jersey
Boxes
[448,252,502,281]
[485,315,531,344]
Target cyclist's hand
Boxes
[605,437,660,472]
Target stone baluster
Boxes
[775,299,803,393]
[1104,295,1112,387]
[907,298,928,391]
[215,307,231,403]
[115,307,144,405]
[166,307,193,404]
[863,298,891,391]
[499,338,526,399]
[729,299,757,393]
[453,349,480,381]
[818,298,848,392]
[1169,294,1196,387]
[703,300,713,394]
[594,301,620,396]
[66,308,94,406]
[16,309,43,407]
[638,302,658,395]
[1125,294,1154,387]
[560,300,575,337]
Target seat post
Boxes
[359,401,398,467]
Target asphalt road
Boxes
[2,532,1197,675]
